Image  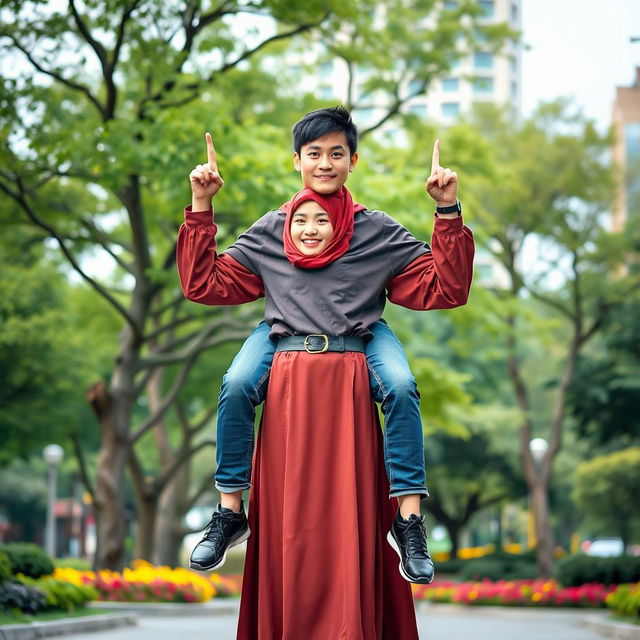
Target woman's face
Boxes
[290,200,334,256]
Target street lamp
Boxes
[42,444,64,557]
[527,438,548,549]
[529,438,548,468]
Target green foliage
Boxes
[568,302,640,446]
[0,580,47,614]
[460,555,538,582]
[572,448,640,545]
[17,576,98,612]
[54,557,92,571]
[606,583,640,622]
[0,553,11,585]
[0,543,54,579]
[556,555,640,587]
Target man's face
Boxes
[293,131,358,195]
[290,200,334,256]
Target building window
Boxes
[473,76,494,94]
[319,85,333,99]
[509,55,518,73]
[443,0,458,9]
[478,1,494,18]
[408,103,428,118]
[442,77,459,92]
[511,80,518,99]
[511,2,518,22]
[319,61,333,79]
[442,102,460,117]
[474,52,494,69]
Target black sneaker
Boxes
[387,509,435,584]
[189,502,250,571]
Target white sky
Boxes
[521,0,640,130]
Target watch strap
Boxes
[436,199,461,215]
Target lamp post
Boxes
[527,438,548,549]
[43,444,64,557]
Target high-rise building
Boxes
[612,66,640,231]
[403,0,522,126]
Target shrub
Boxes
[0,552,11,585]
[434,558,464,575]
[0,580,47,614]
[606,583,640,621]
[460,554,538,581]
[18,576,98,611]
[556,555,640,587]
[0,543,54,579]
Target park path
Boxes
[64,603,606,640]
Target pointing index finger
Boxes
[431,139,440,176]
[205,132,217,168]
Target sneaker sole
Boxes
[189,526,251,572]
[386,530,434,585]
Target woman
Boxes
[178,125,473,639]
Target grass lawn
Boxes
[0,608,111,626]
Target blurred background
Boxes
[0,0,638,587]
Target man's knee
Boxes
[384,373,419,402]
[220,368,258,402]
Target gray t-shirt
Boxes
[225,209,430,339]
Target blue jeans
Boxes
[214,321,428,499]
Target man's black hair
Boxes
[292,106,359,156]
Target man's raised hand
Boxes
[426,139,458,206]
[190,132,224,209]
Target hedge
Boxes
[556,555,640,587]
[0,543,54,579]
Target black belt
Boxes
[276,334,366,354]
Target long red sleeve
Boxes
[386,215,474,310]
[176,207,265,305]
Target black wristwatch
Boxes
[436,199,462,216]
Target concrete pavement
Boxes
[59,603,610,640]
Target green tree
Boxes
[457,102,637,576]
[573,448,640,548]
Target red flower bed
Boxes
[411,579,617,607]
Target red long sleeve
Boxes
[386,215,474,310]
[176,207,265,305]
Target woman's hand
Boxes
[190,132,224,211]
[425,139,458,207]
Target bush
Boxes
[0,580,47,614]
[0,552,11,585]
[434,558,464,575]
[556,555,640,587]
[460,552,538,582]
[0,543,54,579]
[606,583,640,621]
[18,576,98,611]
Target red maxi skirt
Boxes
[236,350,420,640]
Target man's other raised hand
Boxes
[426,139,458,207]
[190,132,224,211]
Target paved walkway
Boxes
[64,604,607,640]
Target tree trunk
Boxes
[154,463,191,567]
[87,379,130,570]
[133,489,158,562]
[531,481,554,578]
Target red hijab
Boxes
[281,186,366,269]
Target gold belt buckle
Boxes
[304,334,329,354]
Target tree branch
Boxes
[4,34,105,117]
[70,433,95,500]
[0,178,140,332]
[156,440,215,489]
